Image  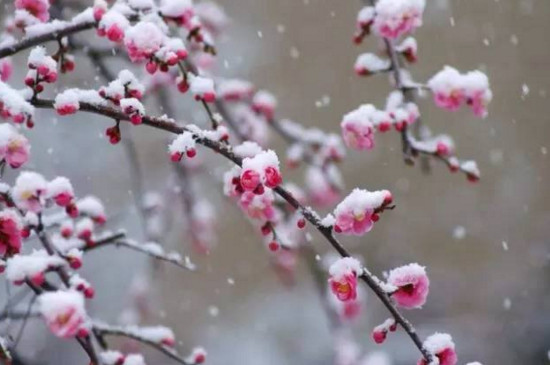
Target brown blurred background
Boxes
[1,0,549,364]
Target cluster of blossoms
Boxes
[0,81,35,127]
[428,66,493,118]
[341,100,419,151]
[354,0,425,42]
[13,0,50,28]
[24,46,57,94]
[53,69,146,143]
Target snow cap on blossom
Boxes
[160,0,195,26]
[26,46,57,85]
[328,257,362,302]
[0,124,30,168]
[418,333,457,365]
[333,188,391,235]
[217,79,254,101]
[125,21,166,62]
[240,150,282,192]
[117,70,145,99]
[354,53,390,76]
[387,263,429,309]
[341,104,376,150]
[120,98,145,125]
[6,250,65,285]
[46,177,75,207]
[357,6,375,29]
[54,89,80,115]
[252,90,277,120]
[99,350,125,365]
[371,318,396,344]
[98,10,130,43]
[460,160,480,182]
[168,131,196,161]
[0,209,23,256]
[428,66,492,118]
[373,0,426,39]
[0,81,34,125]
[186,347,207,364]
[396,37,418,63]
[38,290,87,338]
[76,196,106,223]
[15,0,50,22]
[189,74,216,102]
[12,171,48,213]
[124,354,146,365]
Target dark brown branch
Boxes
[0,20,97,59]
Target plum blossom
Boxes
[328,257,362,302]
[238,190,276,223]
[98,11,130,43]
[371,318,397,344]
[54,89,80,115]
[15,0,50,22]
[252,90,277,120]
[186,347,206,364]
[12,171,48,213]
[0,209,23,257]
[240,150,282,193]
[38,291,87,338]
[76,196,106,224]
[160,0,195,27]
[373,0,426,39]
[120,98,145,125]
[428,66,492,118]
[125,22,166,62]
[333,188,392,235]
[387,263,429,309]
[341,104,376,150]
[189,74,216,102]
[0,124,30,168]
[168,132,197,161]
[47,177,75,207]
[418,333,457,365]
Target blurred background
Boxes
[1,0,549,364]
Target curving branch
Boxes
[93,322,195,365]
[0,20,97,59]
[83,234,196,271]
[30,97,432,362]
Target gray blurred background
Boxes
[1,0,549,364]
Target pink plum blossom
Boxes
[328,257,362,302]
[333,188,391,236]
[38,291,86,338]
[387,263,430,309]
[15,0,50,22]
[0,124,30,168]
[373,0,425,39]
[418,333,457,365]
[0,209,23,257]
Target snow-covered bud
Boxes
[418,333,457,365]
[252,90,277,120]
[168,132,196,161]
[189,75,216,102]
[354,53,390,76]
[120,98,144,125]
[47,177,75,207]
[98,11,130,43]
